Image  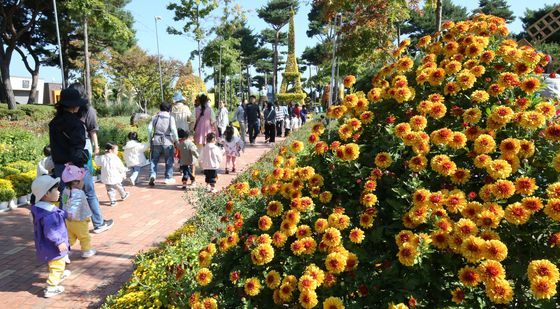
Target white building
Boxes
[10,76,45,104]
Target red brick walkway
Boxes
[0,135,281,308]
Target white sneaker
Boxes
[121,192,129,201]
[164,178,176,185]
[61,269,71,280]
[64,255,71,264]
[44,285,64,298]
[211,188,218,193]
[82,249,96,258]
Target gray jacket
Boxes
[148,112,178,146]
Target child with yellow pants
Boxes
[61,164,96,259]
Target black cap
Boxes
[58,88,88,107]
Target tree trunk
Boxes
[197,40,202,78]
[246,64,250,100]
[15,45,41,104]
[0,60,16,109]
[84,17,93,102]
[435,0,443,32]
[272,31,279,101]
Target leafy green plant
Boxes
[0,179,16,202]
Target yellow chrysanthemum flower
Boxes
[458,266,481,286]
[492,180,515,199]
[375,152,393,168]
[196,268,213,286]
[504,202,531,224]
[527,259,560,283]
[325,252,347,274]
[323,296,345,309]
[486,159,512,179]
[485,278,513,304]
[322,227,342,247]
[348,228,365,244]
[530,277,557,299]
[474,134,496,154]
[244,277,262,296]
[397,243,418,267]
[266,270,282,289]
[520,77,541,94]
[478,260,506,283]
[484,239,508,261]
[463,107,482,123]
[299,289,319,309]
[519,111,546,130]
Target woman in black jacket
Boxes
[263,101,276,143]
[49,88,113,233]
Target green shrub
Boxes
[0,127,47,166]
[0,104,25,120]
[0,179,16,202]
[0,104,54,121]
[0,166,19,178]
[6,160,36,173]
[97,116,149,147]
[5,170,35,197]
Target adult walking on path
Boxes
[233,99,247,143]
[193,93,216,146]
[0,133,282,309]
[216,101,229,137]
[171,91,192,132]
[148,102,179,186]
[245,95,261,144]
[274,102,284,138]
[49,88,113,234]
[263,101,276,143]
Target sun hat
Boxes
[61,164,87,183]
[31,175,60,201]
[58,88,88,107]
[173,91,186,103]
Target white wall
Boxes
[10,76,45,104]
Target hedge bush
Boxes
[0,178,16,202]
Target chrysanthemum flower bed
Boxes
[102,126,312,309]
[187,14,560,308]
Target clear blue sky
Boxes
[9,0,560,83]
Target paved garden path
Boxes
[0,135,281,309]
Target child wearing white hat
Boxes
[31,175,71,298]
[61,164,96,259]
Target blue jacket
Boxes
[31,202,70,262]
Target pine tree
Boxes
[473,0,515,23]
[276,11,306,104]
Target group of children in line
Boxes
[32,124,244,297]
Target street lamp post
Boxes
[328,13,341,109]
[52,0,65,88]
[155,16,164,102]
[218,45,223,106]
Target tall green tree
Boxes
[257,0,298,100]
[0,1,51,109]
[39,0,135,90]
[109,46,183,111]
[232,23,259,99]
[167,0,218,78]
[401,0,468,40]
[472,0,515,23]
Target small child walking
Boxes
[31,175,71,298]
[61,164,96,259]
[177,128,199,189]
[200,132,223,193]
[37,145,54,176]
[123,132,149,186]
[284,115,292,137]
[223,124,244,174]
[95,142,129,206]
